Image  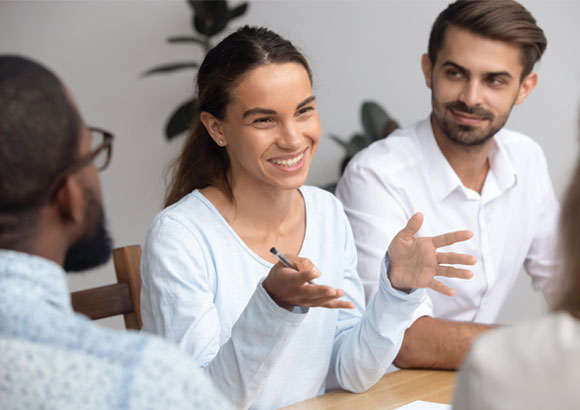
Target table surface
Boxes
[280,369,457,410]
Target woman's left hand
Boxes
[262,255,355,311]
[387,212,476,296]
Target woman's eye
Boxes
[253,117,274,127]
[297,106,314,116]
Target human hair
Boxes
[0,55,81,246]
[428,0,547,81]
[556,111,580,319]
[164,26,312,207]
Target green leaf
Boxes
[347,134,371,156]
[329,134,349,149]
[167,36,206,45]
[191,1,229,36]
[329,133,371,157]
[165,99,198,140]
[228,3,248,21]
[142,62,198,76]
[361,100,390,141]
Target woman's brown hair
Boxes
[164,26,311,207]
[556,114,580,318]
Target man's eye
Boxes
[487,77,506,87]
[447,70,463,79]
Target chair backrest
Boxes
[70,245,143,330]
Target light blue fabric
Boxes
[141,185,426,410]
[0,249,232,410]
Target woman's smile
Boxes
[268,148,307,171]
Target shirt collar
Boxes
[418,117,517,202]
[418,118,464,202]
[487,136,517,191]
[0,249,72,313]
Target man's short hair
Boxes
[0,56,81,241]
[428,0,547,80]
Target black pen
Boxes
[269,247,299,270]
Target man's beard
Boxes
[64,186,112,272]
[432,96,511,146]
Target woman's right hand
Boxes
[262,255,355,311]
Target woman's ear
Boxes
[200,111,227,147]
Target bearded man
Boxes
[336,0,559,370]
[0,55,230,409]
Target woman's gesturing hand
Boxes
[387,213,476,296]
[262,255,355,311]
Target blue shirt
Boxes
[0,249,232,410]
[141,186,426,409]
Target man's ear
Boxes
[54,175,85,226]
[421,53,433,89]
[514,72,538,106]
[200,111,227,147]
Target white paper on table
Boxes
[395,400,451,410]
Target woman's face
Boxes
[215,62,321,192]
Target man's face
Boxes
[64,126,112,272]
[422,25,537,146]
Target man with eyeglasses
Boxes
[0,56,231,409]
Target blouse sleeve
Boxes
[330,209,426,393]
[141,215,306,409]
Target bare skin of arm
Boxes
[393,316,496,370]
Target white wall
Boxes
[1,0,578,328]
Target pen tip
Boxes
[269,247,276,254]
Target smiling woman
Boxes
[201,62,320,198]
[140,25,476,410]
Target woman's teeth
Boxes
[271,152,304,167]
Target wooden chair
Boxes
[71,245,143,330]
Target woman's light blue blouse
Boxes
[141,185,425,410]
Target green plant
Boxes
[324,100,399,192]
[144,0,248,140]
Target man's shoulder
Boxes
[496,128,545,158]
[346,121,424,177]
[0,321,229,409]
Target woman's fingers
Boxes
[435,265,473,279]
[294,267,321,285]
[431,230,473,248]
[319,299,355,309]
[397,212,424,241]
[291,284,353,309]
[428,278,456,297]
[437,252,476,266]
[299,284,341,300]
[265,255,352,309]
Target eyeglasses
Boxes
[81,127,113,172]
[47,126,114,200]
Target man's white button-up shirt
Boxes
[336,118,560,324]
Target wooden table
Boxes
[280,370,456,410]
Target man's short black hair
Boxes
[0,55,81,244]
